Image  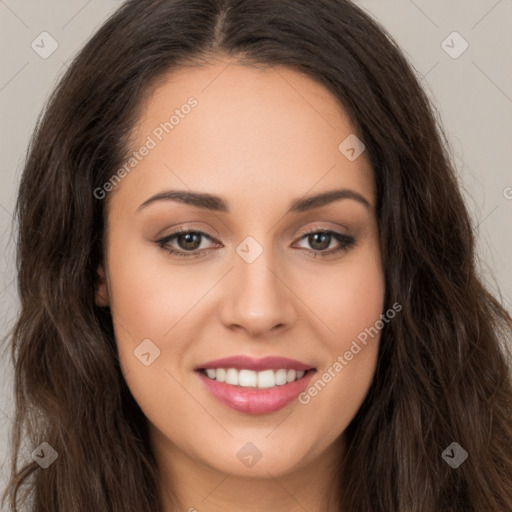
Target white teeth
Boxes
[257,369,275,388]
[201,367,309,388]
[286,369,296,383]
[275,369,287,385]
[225,368,239,386]
[238,369,257,387]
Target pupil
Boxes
[180,233,200,250]
[311,232,330,250]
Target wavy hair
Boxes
[2,0,512,510]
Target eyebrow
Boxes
[136,187,371,214]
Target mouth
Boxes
[194,357,317,415]
[196,367,315,389]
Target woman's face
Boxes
[96,57,385,480]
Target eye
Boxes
[155,227,356,259]
[293,228,357,257]
[155,228,218,258]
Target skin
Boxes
[95,56,385,511]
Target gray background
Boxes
[1,0,511,499]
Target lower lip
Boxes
[196,370,316,415]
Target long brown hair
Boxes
[3,0,512,510]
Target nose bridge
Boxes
[219,231,296,336]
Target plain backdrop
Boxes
[1,0,511,498]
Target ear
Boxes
[95,265,110,307]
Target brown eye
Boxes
[174,232,203,251]
[155,229,217,259]
[155,228,356,259]
[294,229,356,257]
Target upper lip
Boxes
[194,355,315,372]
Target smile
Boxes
[200,367,307,388]
[195,368,316,415]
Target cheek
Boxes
[298,241,385,347]
[106,246,201,437]
[106,241,209,347]
[296,246,384,423]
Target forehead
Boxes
[111,57,375,215]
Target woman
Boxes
[3,0,512,510]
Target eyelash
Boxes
[155,227,357,259]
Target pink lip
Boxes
[196,369,317,415]
[194,355,314,372]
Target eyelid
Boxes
[155,224,356,259]
[157,224,349,245]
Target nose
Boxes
[218,246,298,338]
